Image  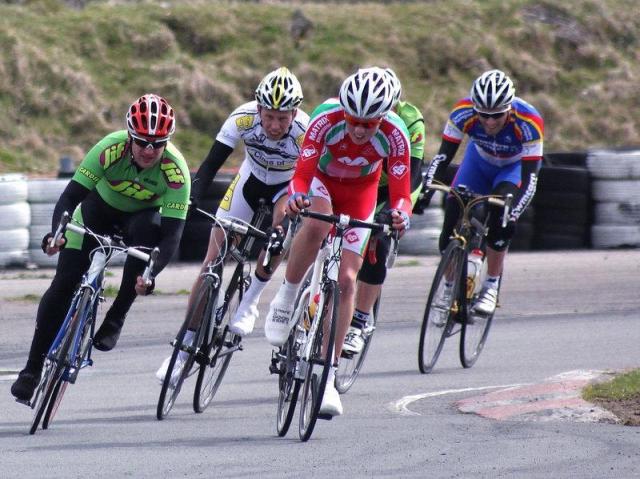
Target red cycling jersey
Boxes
[289,99,412,216]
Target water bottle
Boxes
[467,248,484,298]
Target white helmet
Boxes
[255,67,303,111]
[470,69,515,112]
[339,67,395,119]
[385,68,402,106]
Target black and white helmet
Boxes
[339,67,395,119]
[470,69,515,112]
[385,68,402,106]
[255,67,303,111]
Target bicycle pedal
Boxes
[317,413,334,421]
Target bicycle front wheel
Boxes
[157,278,213,420]
[276,270,312,437]
[335,295,379,394]
[193,273,241,413]
[418,241,465,374]
[299,279,339,442]
[30,288,89,434]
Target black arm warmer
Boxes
[51,180,91,233]
[410,156,424,192]
[426,139,460,184]
[190,141,234,201]
[152,217,185,277]
[510,158,542,220]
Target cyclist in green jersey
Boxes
[344,68,426,354]
[11,94,190,403]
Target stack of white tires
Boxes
[28,179,69,267]
[0,174,30,267]
[588,150,640,248]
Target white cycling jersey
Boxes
[216,100,309,185]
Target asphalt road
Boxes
[1,250,639,478]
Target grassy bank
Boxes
[1,0,639,174]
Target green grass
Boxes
[2,0,640,174]
[583,369,640,401]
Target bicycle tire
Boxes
[276,271,312,437]
[156,278,212,420]
[459,276,499,369]
[30,289,88,434]
[43,289,96,429]
[335,296,379,394]
[193,272,241,413]
[418,241,465,374]
[299,279,339,442]
[276,333,302,437]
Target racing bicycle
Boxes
[271,210,391,441]
[28,212,157,434]
[418,183,511,374]
[156,203,274,419]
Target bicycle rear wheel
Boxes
[156,278,213,420]
[276,272,312,437]
[335,296,379,394]
[459,280,498,368]
[30,289,89,434]
[193,273,241,413]
[418,241,465,374]
[299,279,339,442]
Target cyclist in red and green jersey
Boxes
[346,68,426,354]
[11,94,190,403]
[265,67,412,417]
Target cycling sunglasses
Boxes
[132,137,168,149]
[344,113,383,129]
[475,110,509,120]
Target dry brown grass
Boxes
[1,0,640,174]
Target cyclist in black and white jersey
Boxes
[156,67,309,381]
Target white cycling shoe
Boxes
[342,326,365,355]
[264,296,295,347]
[319,368,343,416]
[155,355,186,386]
[229,301,258,336]
[472,286,498,315]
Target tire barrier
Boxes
[0,174,29,267]
[27,179,69,268]
[587,149,640,248]
[3,149,640,270]
[532,165,591,250]
[178,173,234,262]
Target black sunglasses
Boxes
[132,137,168,149]
[475,110,508,120]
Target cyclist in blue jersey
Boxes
[423,69,544,315]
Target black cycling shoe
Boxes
[93,318,124,352]
[11,369,41,402]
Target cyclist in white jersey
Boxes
[156,67,309,381]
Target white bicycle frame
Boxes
[297,214,351,366]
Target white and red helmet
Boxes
[126,94,176,141]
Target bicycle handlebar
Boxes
[427,183,513,227]
[300,209,392,234]
[54,211,158,283]
[195,208,268,241]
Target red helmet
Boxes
[126,94,176,141]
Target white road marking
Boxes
[388,383,529,416]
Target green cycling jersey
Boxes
[71,130,190,220]
[378,101,426,207]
